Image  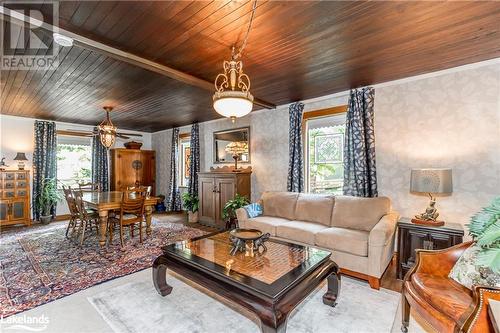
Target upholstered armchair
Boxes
[402,241,500,333]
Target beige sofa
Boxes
[236,191,399,289]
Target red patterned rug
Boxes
[0,217,207,317]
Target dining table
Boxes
[83,191,159,247]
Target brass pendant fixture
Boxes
[98,106,117,148]
[213,0,257,122]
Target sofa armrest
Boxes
[367,212,399,278]
[369,212,399,247]
[407,241,472,279]
[236,207,249,228]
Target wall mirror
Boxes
[213,127,250,164]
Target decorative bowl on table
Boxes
[229,228,270,255]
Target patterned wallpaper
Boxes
[375,64,500,227]
[152,63,500,228]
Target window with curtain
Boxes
[303,107,347,195]
[56,134,92,188]
[179,135,191,187]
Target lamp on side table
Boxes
[410,168,452,226]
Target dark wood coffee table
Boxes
[153,231,340,333]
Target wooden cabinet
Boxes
[397,217,463,279]
[110,149,156,195]
[0,170,31,227]
[198,169,251,229]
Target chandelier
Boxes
[98,106,117,149]
[213,0,257,122]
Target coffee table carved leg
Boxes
[323,265,341,307]
[260,315,288,333]
[153,255,172,296]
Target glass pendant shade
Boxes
[213,93,253,119]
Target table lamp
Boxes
[225,141,248,171]
[410,168,452,226]
[13,152,28,170]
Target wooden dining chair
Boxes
[62,186,78,238]
[107,191,146,248]
[124,185,151,197]
[73,190,100,245]
[78,182,102,192]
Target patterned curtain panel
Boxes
[287,102,305,192]
[32,120,57,220]
[188,123,200,198]
[91,129,109,191]
[343,87,378,197]
[167,128,182,211]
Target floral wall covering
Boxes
[375,63,500,227]
[152,62,500,228]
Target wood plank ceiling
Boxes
[1,1,499,132]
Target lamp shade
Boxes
[410,168,452,194]
[225,141,249,155]
[13,152,28,161]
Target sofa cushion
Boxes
[315,227,369,257]
[294,194,335,226]
[261,192,299,220]
[276,221,329,245]
[331,196,391,231]
[244,216,291,236]
[411,273,472,322]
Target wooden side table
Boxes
[397,217,464,280]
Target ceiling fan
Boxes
[67,106,143,140]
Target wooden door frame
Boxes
[302,105,347,193]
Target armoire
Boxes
[198,167,251,229]
[110,149,156,195]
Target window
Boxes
[179,135,191,187]
[56,135,92,188]
[304,107,347,195]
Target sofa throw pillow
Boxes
[244,203,263,218]
[449,245,500,290]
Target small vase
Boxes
[187,211,199,223]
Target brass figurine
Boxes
[415,194,440,221]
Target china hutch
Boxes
[0,170,31,227]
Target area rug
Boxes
[88,272,400,333]
[0,217,207,317]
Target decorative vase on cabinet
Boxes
[198,167,251,229]
[110,149,156,195]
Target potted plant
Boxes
[182,192,199,223]
[37,178,62,224]
[466,197,500,273]
[222,194,250,229]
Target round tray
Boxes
[229,228,263,241]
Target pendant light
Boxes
[98,106,117,148]
[213,0,257,122]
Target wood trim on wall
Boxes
[179,133,191,139]
[302,105,348,121]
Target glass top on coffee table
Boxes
[162,231,332,298]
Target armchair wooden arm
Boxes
[402,241,500,333]
[404,241,473,279]
[460,285,500,333]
